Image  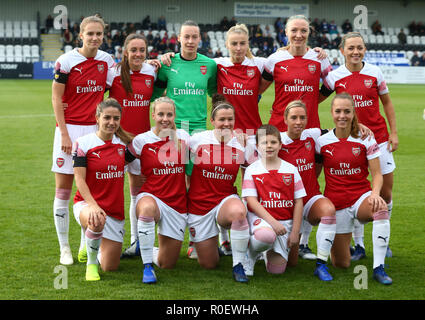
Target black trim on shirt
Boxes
[319,84,334,97]
[54,70,69,84]
[261,69,273,82]
[125,148,136,163]
[73,155,87,167]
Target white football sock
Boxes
[138,216,155,264]
[53,197,70,250]
[300,221,313,246]
[129,195,138,244]
[353,219,364,248]
[230,220,249,267]
[316,217,336,262]
[372,216,390,269]
[85,228,102,265]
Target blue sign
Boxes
[364,53,409,66]
[33,61,55,79]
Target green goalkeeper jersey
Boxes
[152,53,217,133]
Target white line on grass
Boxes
[0,114,55,119]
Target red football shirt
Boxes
[107,63,156,135]
[323,62,390,144]
[216,56,266,134]
[316,130,380,210]
[73,133,126,220]
[54,48,115,125]
[264,49,332,131]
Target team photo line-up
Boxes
[51,14,397,285]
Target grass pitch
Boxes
[0,80,424,301]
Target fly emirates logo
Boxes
[222,82,253,96]
[174,81,205,96]
[76,80,104,93]
[153,161,184,175]
[260,192,294,208]
[330,162,361,175]
[202,165,233,181]
[123,94,150,107]
[296,158,313,172]
[96,165,124,179]
[284,79,314,92]
[352,95,373,108]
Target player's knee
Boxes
[254,227,276,244]
[199,259,218,270]
[136,199,157,218]
[266,261,287,274]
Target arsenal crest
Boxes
[253,219,261,226]
[145,79,152,88]
[200,65,207,75]
[308,64,316,74]
[97,64,104,73]
[364,79,373,88]
[305,141,312,151]
[247,68,255,78]
[117,148,124,157]
[189,227,196,237]
[352,147,361,157]
[56,157,65,168]
[282,174,293,186]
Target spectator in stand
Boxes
[319,33,330,49]
[397,29,407,45]
[126,23,136,35]
[142,15,151,30]
[372,20,384,35]
[149,48,159,59]
[331,33,342,49]
[158,15,167,31]
[62,29,74,48]
[253,25,264,47]
[169,33,178,52]
[410,51,421,66]
[152,33,161,47]
[311,18,320,33]
[329,20,338,35]
[275,18,284,33]
[417,22,425,36]
[408,21,417,35]
[215,47,223,57]
[201,32,211,50]
[71,23,80,38]
[103,38,114,55]
[72,38,80,49]
[45,14,54,33]
[229,17,237,28]
[419,52,425,66]
[320,19,329,34]
[206,47,214,58]
[276,28,287,46]
[341,19,353,34]
[331,57,340,66]
[261,40,272,56]
[112,31,123,47]
[115,47,123,62]
[220,16,231,31]
[146,30,154,46]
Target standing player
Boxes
[125,97,190,284]
[72,98,132,281]
[151,20,217,135]
[320,32,398,260]
[259,15,333,131]
[242,124,306,276]
[187,95,249,283]
[316,93,392,285]
[152,20,217,260]
[107,33,156,256]
[277,100,336,281]
[51,15,115,265]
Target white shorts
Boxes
[126,159,141,175]
[378,142,396,175]
[51,124,97,174]
[247,211,293,261]
[136,192,187,241]
[335,191,371,234]
[188,194,240,243]
[299,194,325,234]
[73,201,125,243]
